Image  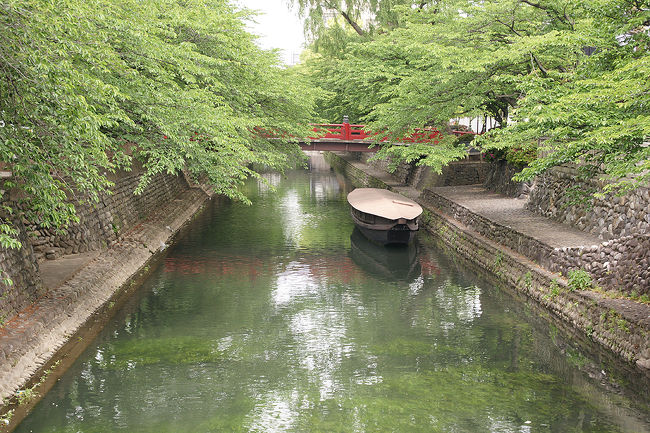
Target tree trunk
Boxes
[340,10,365,36]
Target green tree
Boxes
[291,0,427,56]
[0,0,318,249]
[482,0,650,193]
[302,0,650,189]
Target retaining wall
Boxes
[484,160,532,198]
[550,234,650,293]
[27,170,188,262]
[360,154,488,188]
[462,162,650,294]
[0,216,43,325]
[421,188,555,269]
[527,166,650,241]
[525,166,650,293]
[0,170,191,322]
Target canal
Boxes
[14,155,650,432]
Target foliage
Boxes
[454,132,475,146]
[15,388,36,406]
[546,280,561,299]
[504,142,538,168]
[0,221,20,249]
[0,409,13,426]
[484,0,650,194]
[567,269,594,291]
[290,0,418,45]
[601,309,630,333]
[0,0,318,247]
[301,0,650,193]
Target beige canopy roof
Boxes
[347,188,423,220]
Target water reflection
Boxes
[289,308,348,399]
[272,261,320,307]
[13,161,650,433]
[248,391,299,432]
[349,228,421,281]
[280,190,306,248]
[257,172,282,194]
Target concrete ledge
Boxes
[421,187,556,268]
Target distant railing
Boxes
[308,117,477,144]
[255,116,480,148]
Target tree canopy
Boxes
[300,0,650,189]
[0,0,319,249]
[1,0,648,252]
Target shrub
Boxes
[505,143,537,168]
[567,269,593,291]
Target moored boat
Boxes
[347,188,423,245]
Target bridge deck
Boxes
[299,139,380,152]
[299,139,483,158]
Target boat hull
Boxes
[356,224,417,246]
[350,228,421,279]
[350,210,418,245]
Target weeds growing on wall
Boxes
[567,269,593,291]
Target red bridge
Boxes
[298,117,476,152]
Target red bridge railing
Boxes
[308,117,475,144]
[309,122,376,141]
[255,117,478,153]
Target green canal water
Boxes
[15,157,650,432]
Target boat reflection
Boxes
[349,228,421,281]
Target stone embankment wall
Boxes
[28,169,187,262]
[481,162,649,294]
[423,209,650,373]
[0,216,43,325]
[0,169,191,322]
[526,166,650,294]
[421,189,556,269]
[358,154,413,184]
[527,166,650,240]
[360,154,487,188]
[550,234,650,293]
[483,160,532,198]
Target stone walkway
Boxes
[428,185,602,249]
[39,251,101,290]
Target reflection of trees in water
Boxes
[305,152,332,172]
[257,172,283,193]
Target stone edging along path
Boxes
[324,152,650,380]
[0,186,212,427]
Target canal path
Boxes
[14,158,650,432]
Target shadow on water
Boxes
[349,227,421,282]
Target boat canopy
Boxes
[347,188,423,220]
